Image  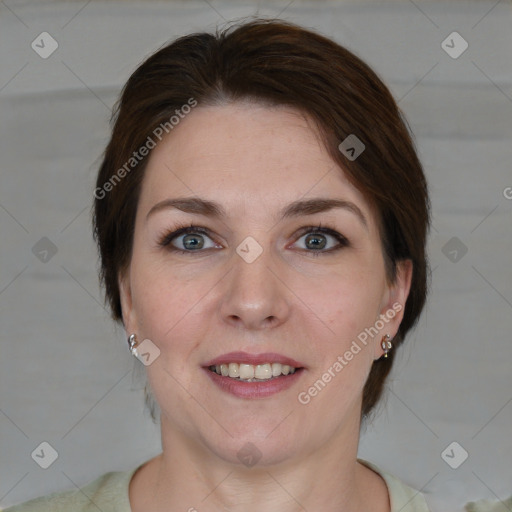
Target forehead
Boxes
[139,102,375,227]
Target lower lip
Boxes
[203,367,305,399]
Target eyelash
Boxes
[156,222,350,257]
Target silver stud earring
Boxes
[127,333,139,357]
[381,334,392,358]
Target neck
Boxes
[129,410,386,512]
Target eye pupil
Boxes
[305,233,327,250]
[183,234,204,250]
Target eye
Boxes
[157,223,349,256]
[292,225,349,255]
[157,224,220,254]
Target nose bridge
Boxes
[220,235,290,328]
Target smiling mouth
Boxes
[208,362,301,382]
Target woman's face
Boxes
[120,101,412,466]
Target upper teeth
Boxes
[209,362,297,380]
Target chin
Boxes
[201,424,304,469]
[212,441,300,469]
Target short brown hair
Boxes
[93,18,431,420]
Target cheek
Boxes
[300,259,386,388]
[321,265,386,332]
[129,254,207,344]
[130,261,212,400]
[301,285,380,415]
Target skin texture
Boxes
[120,101,412,512]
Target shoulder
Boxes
[1,468,138,512]
[358,458,431,512]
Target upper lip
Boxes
[204,351,305,368]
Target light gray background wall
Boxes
[1,1,511,511]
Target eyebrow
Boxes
[146,196,368,231]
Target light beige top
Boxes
[2,458,431,511]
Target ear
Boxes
[118,270,138,337]
[374,259,413,360]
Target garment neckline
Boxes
[121,457,393,512]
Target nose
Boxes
[219,242,292,331]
